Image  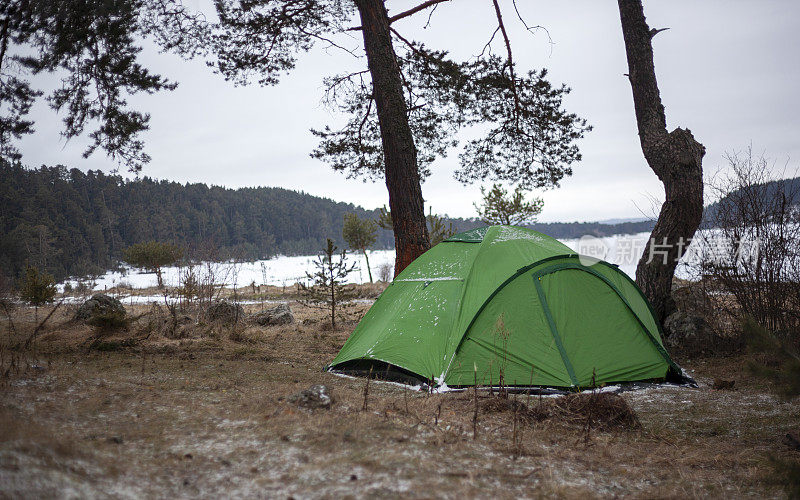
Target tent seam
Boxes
[441,253,577,383]
[533,275,580,386]
[531,262,680,374]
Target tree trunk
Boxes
[363,249,373,283]
[353,0,430,276]
[617,0,706,327]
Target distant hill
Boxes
[702,176,800,227]
[0,163,395,281]
[0,163,655,282]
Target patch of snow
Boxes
[395,277,462,282]
[326,371,424,392]
[59,249,396,292]
[491,226,548,244]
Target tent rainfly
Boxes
[326,225,685,389]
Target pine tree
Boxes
[122,241,183,288]
[342,213,377,283]
[426,208,456,246]
[18,265,56,323]
[299,239,358,330]
[376,206,456,246]
[475,184,544,226]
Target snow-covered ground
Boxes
[62,230,712,293]
[61,250,398,293]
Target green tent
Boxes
[327,225,683,389]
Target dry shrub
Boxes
[477,392,640,432]
[697,148,800,344]
[550,393,640,431]
[87,338,138,352]
[87,310,129,331]
[228,326,260,344]
[480,397,550,424]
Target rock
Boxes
[783,431,800,451]
[74,294,126,324]
[251,303,295,326]
[289,385,334,410]
[663,310,708,347]
[670,281,698,310]
[206,300,244,325]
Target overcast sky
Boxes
[15,0,800,222]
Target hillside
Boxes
[1,163,655,282]
[0,163,393,281]
[702,175,800,226]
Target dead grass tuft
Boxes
[477,392,640,431]
[480,397,550,424]
[551,393,641,431]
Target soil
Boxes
[1,291,798,498]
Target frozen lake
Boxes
[63,230,709,293]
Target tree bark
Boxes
[353,0,430,276]
[330,264,336,330]
[362,249,373,283]
[617,0,706,326]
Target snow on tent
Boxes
[326,225,684,389]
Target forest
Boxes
[0,161,660,282]
[0,162,390,280]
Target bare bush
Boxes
[693,148,800,344]
[377,262,393,282]
[0,275,17,341]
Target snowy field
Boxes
[62,230,712,294]
[62,249,398,293]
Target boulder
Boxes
[663,310,708,348]
[74,294,126,324]
[206,300,244,325]
[289,385,334,410]
[251,303,295,326]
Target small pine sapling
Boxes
[18,266,57,324]
[299,239,358,330]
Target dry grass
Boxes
[1,290,799,498]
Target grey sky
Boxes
[15,0,800,222]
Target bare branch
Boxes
[347,0,451,30]
[478,26,500,58]
[322,69,370,105]
[423,3,439,29]
[511,0,554,53]
[491,0,520,124]
[649,27,670,38]
[296,26,359,57]
[356,96,373,154]
[389,27,427,59]
[389,0,452,24]
[22,299,64,349]
[1,301,17,337]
